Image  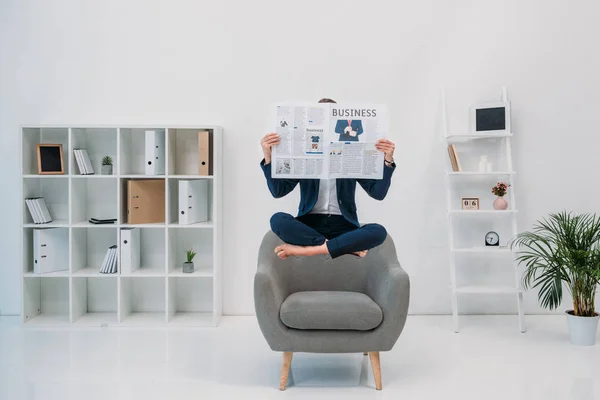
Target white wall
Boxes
[2,0,600,316]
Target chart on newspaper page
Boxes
[271,103,388,179]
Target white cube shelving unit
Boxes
[20,126,223,327]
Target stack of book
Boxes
[99,245,118,274]
[25,197,53,224]
[73,148,94,174]
[89,218,116,225]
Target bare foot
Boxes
[352,250,368,258]
[274,243,328,259]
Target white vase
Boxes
[101,165,112,175]
[478,156,488,172]
[566,310,599,346]
[183,262,195,273]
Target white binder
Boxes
[178,180,208,225]
[25,199,40,223]
[145,130,165,175]
[33,228,69,274]
[120,228,140,274]
[80,149,95,174]
[31,198,45,223]
[36,198,52,223]
[74,149,86,174]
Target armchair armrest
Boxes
[254,238,292,350]
[366,261,410,351]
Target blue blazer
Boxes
[335,119,364,142]
[260,159,395,227]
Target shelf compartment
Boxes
[71,128,118,175]
[71,177,118,224]
[167,228,213,276]
[446,139,510,173]
[450,218,514,249]
[167,128,214,176]
[119,227,165,276]
[119,178,166,225]
[167,177,213,225]
[167,277,213,326]
[22,227,70,275]
[119,128,166,176]
[22,127,69,175]
[23,176,69,224]
[72,227,119,275]
[119,277,166,325]
[72,277,118,325]
[23,276,69,324]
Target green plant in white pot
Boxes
[101,156,113,175]
[183,248,196,273]
[511,211,600,345]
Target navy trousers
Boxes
[269,212,387,259]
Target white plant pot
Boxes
[566,310,599,346]
[183,262,194,273]
[101,165,113,175]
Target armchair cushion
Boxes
[279,291,383,331]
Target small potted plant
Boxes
[511,211,600,345]
[491,181,510,210]
[183,248,196,273]
[101,156,113,175]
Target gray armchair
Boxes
[254,230,410,391]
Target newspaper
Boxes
[272,103,388,179]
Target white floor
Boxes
[1,315,599,400]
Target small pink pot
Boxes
[493,196,508,210]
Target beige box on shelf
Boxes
[198,131,213,176]
[127,179,165,224]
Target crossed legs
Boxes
[269,212,387,259]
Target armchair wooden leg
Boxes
[280,352,293,391]
[368,352,382,390]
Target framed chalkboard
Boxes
[470,102,511,133]
[37,144,65,175]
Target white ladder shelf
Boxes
[442,87,525,333]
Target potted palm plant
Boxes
[183,248,196,273]
[101,156,113,175]
[511,211,600,345]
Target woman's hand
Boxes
[376,139,395,163]
[261,133,280,164]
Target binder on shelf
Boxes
[198,131,213,176]
[74,149,94,175]
[33,228,69,274]
[25,199,39,223]
[145,130,166,175]
[99,246,111,273]
[127,179,165,224]
[99,245,117,274]
[120,228,140,274]
[74,149,86,174]
[26,198,42,223]
[25,197,52,224]
[36,198,53,223]
[178,180,208,225]
[31,198,45,223]
[80,149,95,174]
